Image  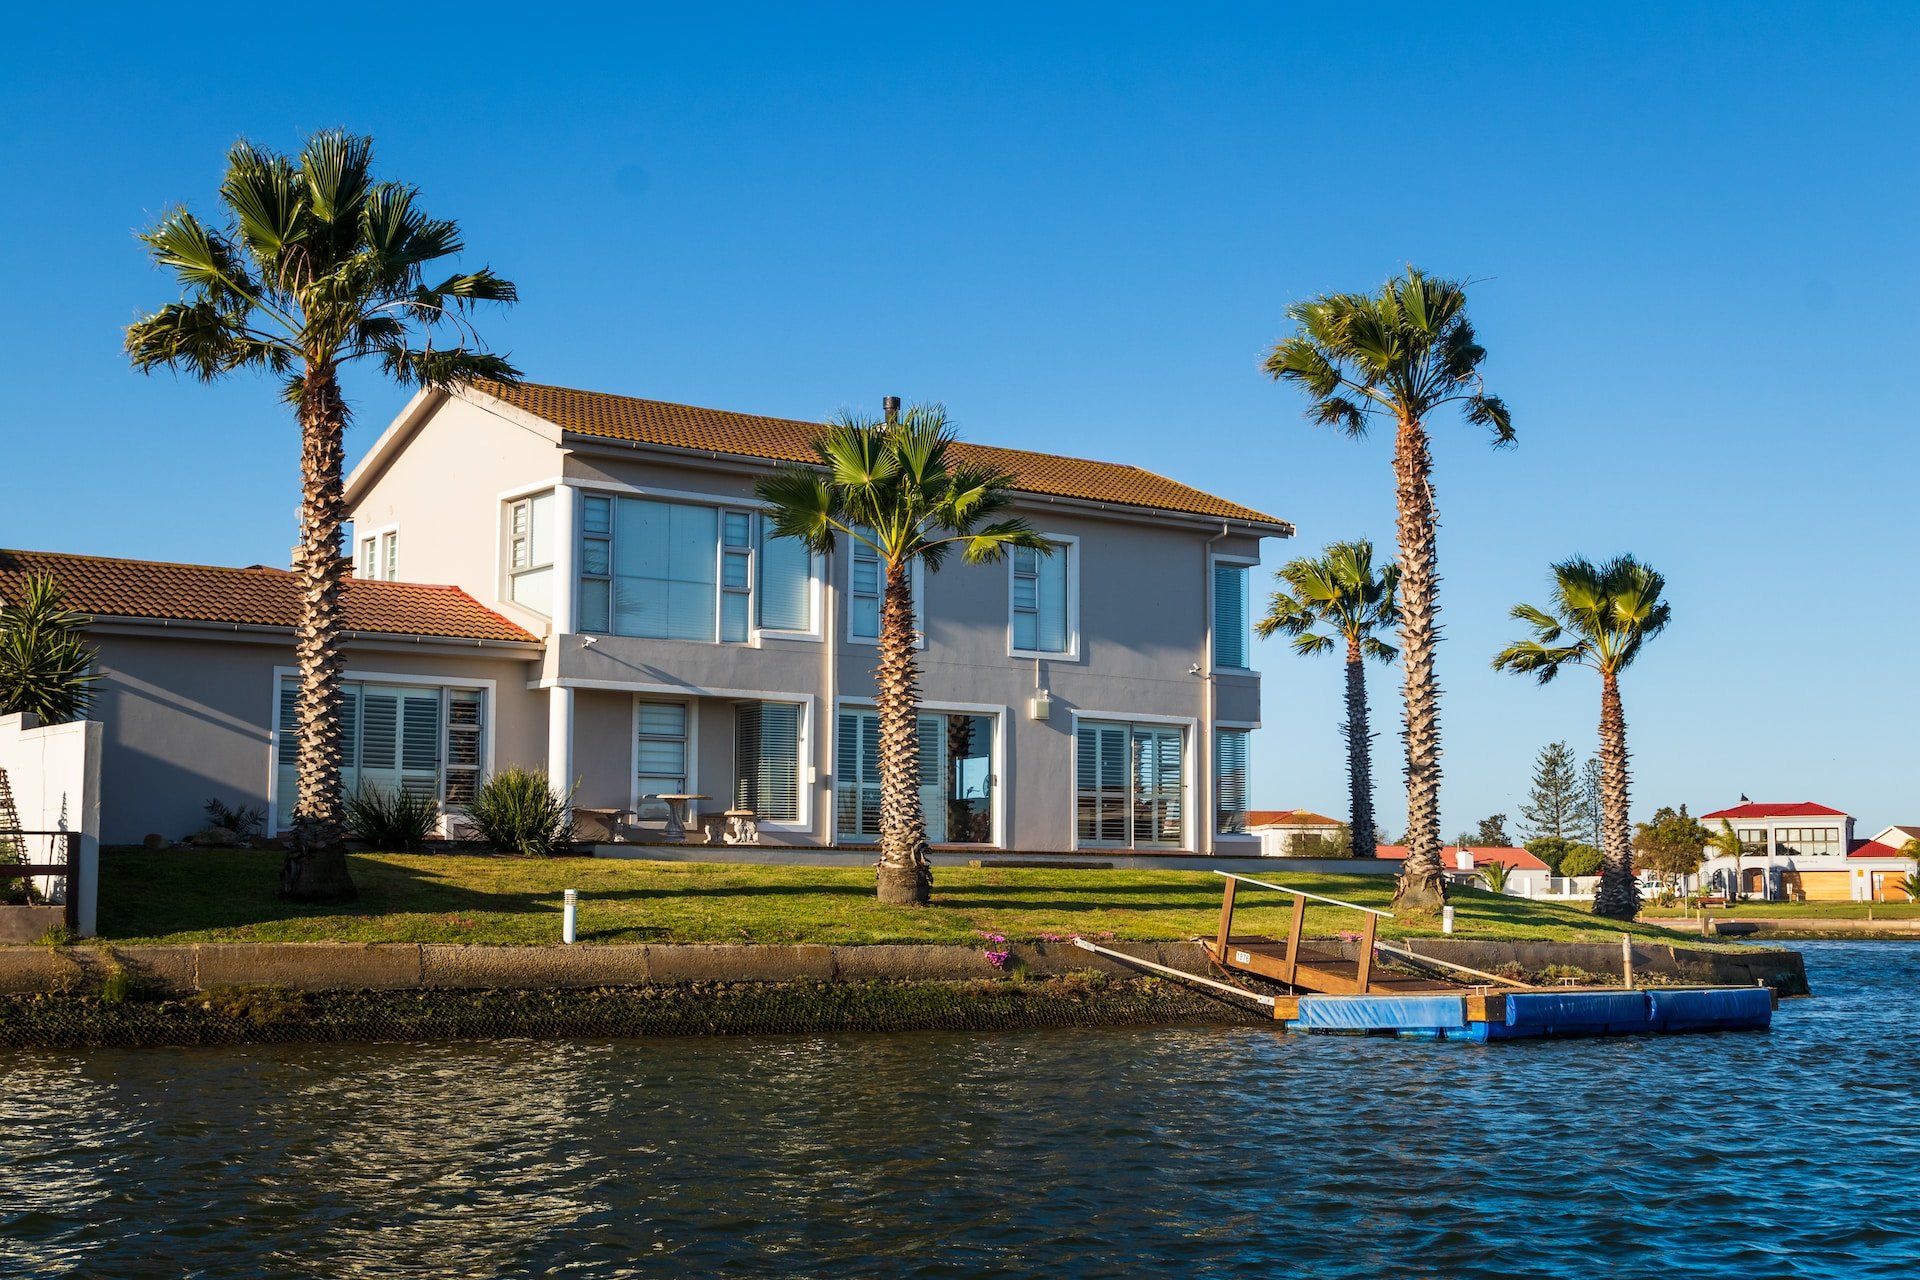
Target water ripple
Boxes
[2,941,1917,1277]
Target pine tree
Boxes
[1519,741,1581,840]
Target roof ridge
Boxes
[0,547,293,577]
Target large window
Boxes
[1776,827,1840,858]
[735,701,802,822]
[1213,562,1251,669]
[1011,540,1074,656]
[1077,720,1185,849]
[837,709,994,844]
[635,702,689,820]
[507,492,556,613]
[274,678,483,827]
[1216,729,1250,835]
[579,495,813,641]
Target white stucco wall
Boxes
[0,712,103,935]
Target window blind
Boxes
[1215,729,1249,834]
[735,702,801,821]
[1213,563,1250,669]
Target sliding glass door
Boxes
[836,710,995,845]
[1076,720,1185,849]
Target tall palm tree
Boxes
[1706,819,1749,901]
[0,574,98,724]
[1492,555,1672,920]
[127,132,518,901]
[1265,269,1511,910]
[757,401,1051,905]
[1255,541,1398,857]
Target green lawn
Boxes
[93,849,1706,947]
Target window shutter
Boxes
[1213,563,1248,669]
[445,691,482,807]
[735,702,801,822]
[361,693,398,771]
[276,681,299,766]
[1216,730,1249,834]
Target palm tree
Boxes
[757,401,1051,905]
[1255,541,1398,857]
[127,132,518,901]
[1265,269,1511,911]
[0,574,98,724]
[1479,859,1513,894]
[1492,556,1672,920]
[1706,820,1749,901]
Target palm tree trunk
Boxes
[874,559,930,905]
[1592,669,1639,920]
[281,363,357,902]
[1343,637,1378,858]
[1390,413,1446,910]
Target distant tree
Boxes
[1265,268,1511,913]
[1494,555,1672,920]
[1525,836,1577,875]
[1558,843,1604,878]
[1473,813,1512,846]
[1293,823,1355,858]
[1577,756,1604,846]
[0,574,98,724]
[1519,741,1581,840]
[1256,541,1398,858]
[1898,840,1920,902]
[1635,804,1709,891]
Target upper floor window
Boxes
[1776,826,1840,857]
[358,528,399,582]
[1213,562,1251,669]
[507,492,556,614]
[1011,539,1076,657]
[848,531,921,645]
[578,494,814,642]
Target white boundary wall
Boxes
[0,713,103,935]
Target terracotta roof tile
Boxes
[473,380,1291,529]
[0,550,537,644]
[1246,809,1342,827]
[1375,845,1551,871]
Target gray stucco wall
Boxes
[88,629,543,845]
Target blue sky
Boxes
[3,3,1915,836]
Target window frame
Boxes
[356,523,400,582]
[845,532,925,650]
[1067,709,1196,852]
[1209,554,1258,673]
[267,665,496,837]
[630,698,697,820]
[730,697,813,832]
[832,697,1005,847]
[1214,726,1253,837]
[1007,533,1081,661]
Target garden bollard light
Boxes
[563,889,578,944]
[1441,905,1454,934]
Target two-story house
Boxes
[5,379,1290,855]
[1697,801,1857,900]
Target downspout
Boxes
[821,543,837,847]
[1201,522,1229,856]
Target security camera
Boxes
[580,635,598,648]
[1189,663,1202,676]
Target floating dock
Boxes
[1074,872,1775,1039]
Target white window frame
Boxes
[1209,554,1258,674]
[1067,709,1196,852]
[503,489,557,615]
[831,698,1006,848]
[265,665,497,837]
[845,534,925,650]
[357,523,400,581]
[730,697,814,832]
[1007,533,1081,661]
[630,697,699,820]
[1213,723,1258,840]
[569,482,826,645]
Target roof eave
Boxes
[81,613,544,653]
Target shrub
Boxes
[203,797,266,839]
[1558,843,1604,878]
[468,767,575,857]
[343,785,441,851]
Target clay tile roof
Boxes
[473,380,1291,530]
[1849,840,1913,860]
[0,549,537,644]
[1374,845,1550,871]
[1699,802,1849,821]
[1246,809,1342,827]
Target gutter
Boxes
[80,614,545,655]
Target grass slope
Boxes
[95,849,1703,947]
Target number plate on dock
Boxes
[1234,950,1251,964]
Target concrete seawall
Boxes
[0,938,1809,997]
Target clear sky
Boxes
[3,3,1915,837]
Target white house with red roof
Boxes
[1841,826,1919,902]
[1698,801,1870,901]
[1246,809,1345,857]
[1375,844,1554,897]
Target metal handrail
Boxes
[1070,937,1276,1007]
[1211,870,1394,918]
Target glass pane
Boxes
[528,491,555,567]
[511,565,553,616]
[579,578,611,633]
[1013,611,1036,651]
[667,579,718,642]
[943,714,993,844]
[1036,549,1068,651]
[582,537,610,577]
[637,703,686,737]
[582,495,612,536]
[722,550,750,591]
[758,531,812,631]
[1214,564,1249,668]
[615,498,669,579]
[637,741,686,774]
[851,595,879,639]
[669,504,718,584]
[721,591,749,643]
[723,510,751,548]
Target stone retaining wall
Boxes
[0,937,1808,996]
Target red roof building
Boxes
[1699,801,1848,821]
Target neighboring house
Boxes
[1697,801,1858,902]
[1246,808,1344,857]
[4,379,1290,853]
[1375,844,1552,897]
[1845,826,1919,902]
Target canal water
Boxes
[2,941,1915,1278]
